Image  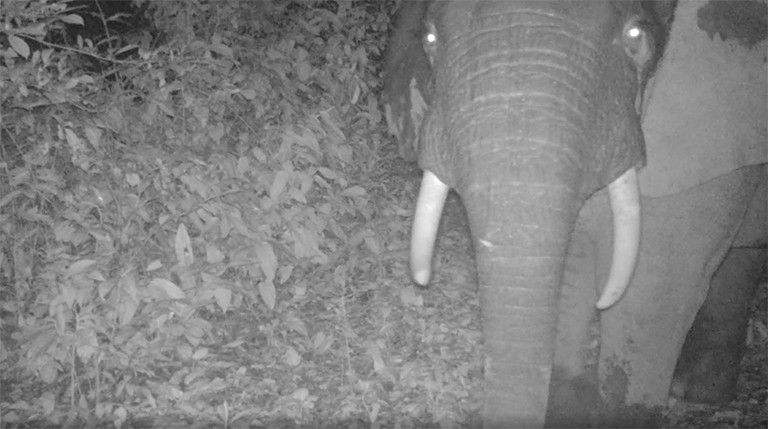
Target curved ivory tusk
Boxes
[411,170,450,285]
[597,167,641,310]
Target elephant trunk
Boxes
[468,177,579,428]
[412,170,640,309]
[410,3,648,426]
[412,165,639,427]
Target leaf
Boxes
[292,228,319,259]
[176,343,193,360]
[341,185,366,197]
[126,173,140,187]
[270,170,290,200]
[284,346,301,366]
[286,315,308,337]
[113,407,127,429]
[210,42,233,59]
[9,35,29,58]
[64,259,96,279]
[312,331,334,355]
[240,89,257,100]
[84,125,102,148]
[236,155,250,176]
[147,260,163,271]
[281,127,319,154]
[297,60,311,81]
[205,242,225,263]
[14,23,46,37]
[216,402,229,425]
[350,81,360,104]
[64,128,91,170]
[317,167,338,181]
[117,272,138,325]
[180,174,208,198]
[174,224,194,266]
[185,324,206,346]
[208,122,225,143]
[65,75,95,89]
[278,264,294,283]
[255,242,277,281]
[148,278,185,300]
[364,235,381,255]
[60,14,84,25]
[192,347,209,360]
[365,340,386,372]
[40,391,56,415]
[39,361,58,384]
[213,287,231,313]
[54,221,77,243]
[75,329,98,361]
[400,285,423,307]
[291,388,309,401]
[0,189,21,210]
[259,279,276,310]
[319,109,345,142]
[115,44,139,56]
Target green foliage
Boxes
[1,0,402,426]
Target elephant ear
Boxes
[639,0,767,197]
[382,0,433,162]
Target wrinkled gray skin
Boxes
[383,0,767,427]
[385,1,672,427]
[382,1,432,162]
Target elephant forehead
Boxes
[639,0,768,197]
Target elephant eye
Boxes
[423,21,438,67]
[425,29,437,44]
[621,17,654,68]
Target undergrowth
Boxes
[1,1,418,427]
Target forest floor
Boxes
[2,141,766,429]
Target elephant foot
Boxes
[671,318,747,404]
[670,349,741,404]
[595,360,665,428]
[546,369,665,428]
[545,368,599,428]
[596,403,664,429]
[671,247,766,405]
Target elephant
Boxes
[382,0,433,162]
[671,240,767,405]
[385,0,676,426]
[550,1,767,425]
[382,0,767,428]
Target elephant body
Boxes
[552,164,766,426]
[383,0,767,427]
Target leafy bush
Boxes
[1,0,400,426]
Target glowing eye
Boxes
[626,26,641,39]
[425,32,437,44]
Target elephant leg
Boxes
[597,165,765,427]
[672,168,767,404]
[547,216,601,427]
[671,246,766,404]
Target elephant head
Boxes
[390,1,675,427]
[382,1,434,162]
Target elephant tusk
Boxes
[597,167,641,310]
[411,170,449,285]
